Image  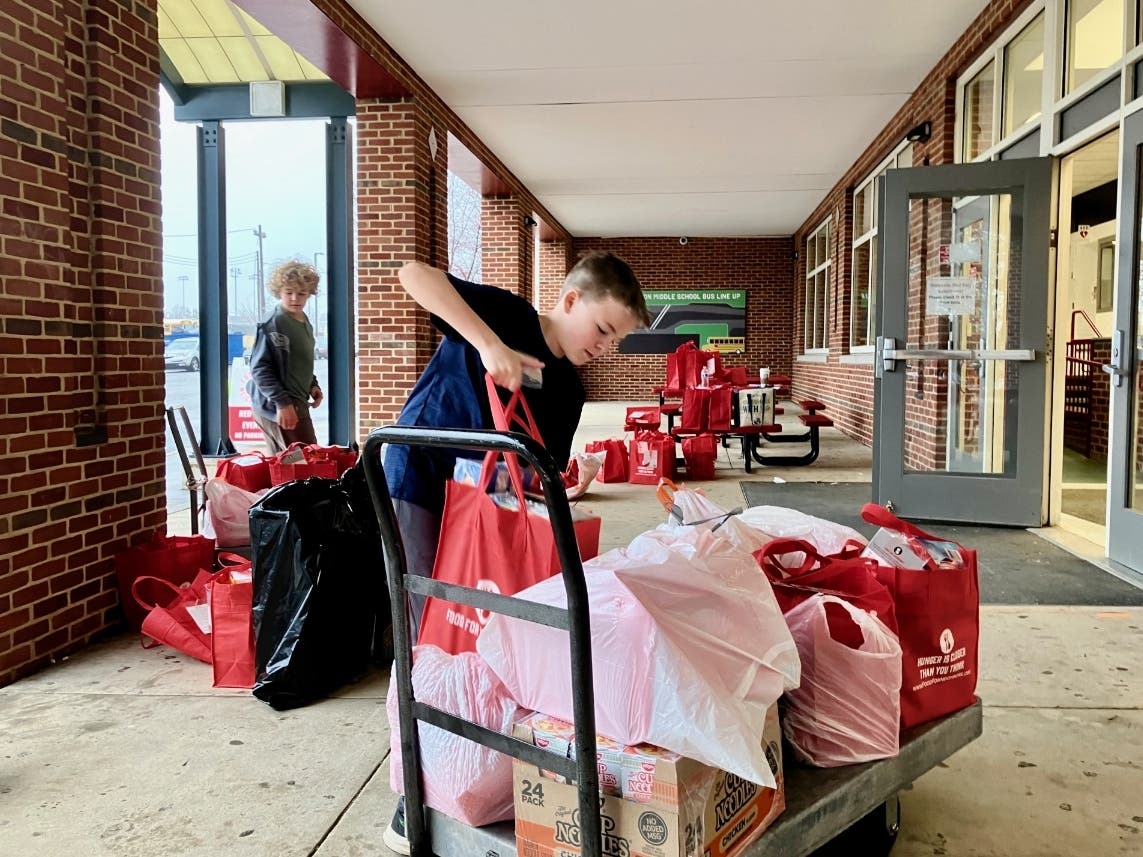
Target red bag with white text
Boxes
[860,503,980,727]
[417,377,602,655]
[629,430,675,485]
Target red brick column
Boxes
[355,99,447,431]
[0,1,164,684]
[537,238,572,313]
[481,195,533,300]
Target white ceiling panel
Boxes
[349,0,993,236]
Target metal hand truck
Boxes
[361,425,605,857]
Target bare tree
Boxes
[447,170,482,280]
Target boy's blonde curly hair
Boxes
[268,260,320,297]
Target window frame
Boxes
[1097,236,1116,311]
[803,219,832,355]
[849,140,914,355]
[955,0,1143,165]
[955,1,1048,164]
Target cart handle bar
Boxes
[360,425,602,857]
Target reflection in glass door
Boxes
[896,191,1022,481]
[945,195,1017,474]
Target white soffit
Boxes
[350,0,993,237]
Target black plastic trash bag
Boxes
[249,466,390,710]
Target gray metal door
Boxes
[874,158,1052,526]
[1108,110,1143,574]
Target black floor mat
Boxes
[739,481,1143,606]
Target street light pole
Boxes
[230,267,240,321]
[313,251,325,333]
[253,225,267,320]
[178,274,188,316]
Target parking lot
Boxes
[164,358,330,523]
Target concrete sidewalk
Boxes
[4,403,1140,856]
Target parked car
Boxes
[164,337,200,372]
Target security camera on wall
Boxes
[679,236,689,246]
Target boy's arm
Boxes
[398,262,543,391]
[248,326,297,426]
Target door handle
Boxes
[1101,329,1127,388]
[878,335,1036,375]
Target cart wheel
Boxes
[810,794,900,857]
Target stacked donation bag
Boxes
[380,478,980,853]
[115,459,392,710]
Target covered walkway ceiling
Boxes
[346,0,991,237]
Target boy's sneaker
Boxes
[383,797,410,855]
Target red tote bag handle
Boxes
[861,502,947,542]
[481,373,548,508]
[755,538,829,577]
[756,537,868,578]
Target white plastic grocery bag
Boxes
[478,527,799,787]
[782,594,902,767]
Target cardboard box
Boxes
[513,706,784,857]
[862,527,965,571]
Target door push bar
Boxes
[1101,329,1127,388]
[875,336,1036,377]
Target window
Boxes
[963,60,996,161]
[1003,13,1045,136]
[1097,238,1115,311]
[850,144,913,349]
[804,220,831,351]
[1065,0,1124,94]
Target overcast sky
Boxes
[160,89,329,321]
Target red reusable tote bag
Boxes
[860,503,980,728]
[666,341,700,390]
[115,531,216,630]
[707,386,732,431]
[417,377,602,655]
[586,439,629,483]
[754,538,898,641]
[132,570,219,664]
[210,556,256,689]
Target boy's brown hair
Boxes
[562,251,650,327]
[268,260,320,297]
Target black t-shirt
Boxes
[384,275,585,513]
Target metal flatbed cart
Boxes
[362,425,983,857]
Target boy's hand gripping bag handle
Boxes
[480,373,546,505]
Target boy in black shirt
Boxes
[383,251,648,854]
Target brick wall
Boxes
[572,237,795,401]
[355,100,447,431]
[481,195,533,300]
[1,1,164,686]
[789,0,1033,455]
[537,238,571,313]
